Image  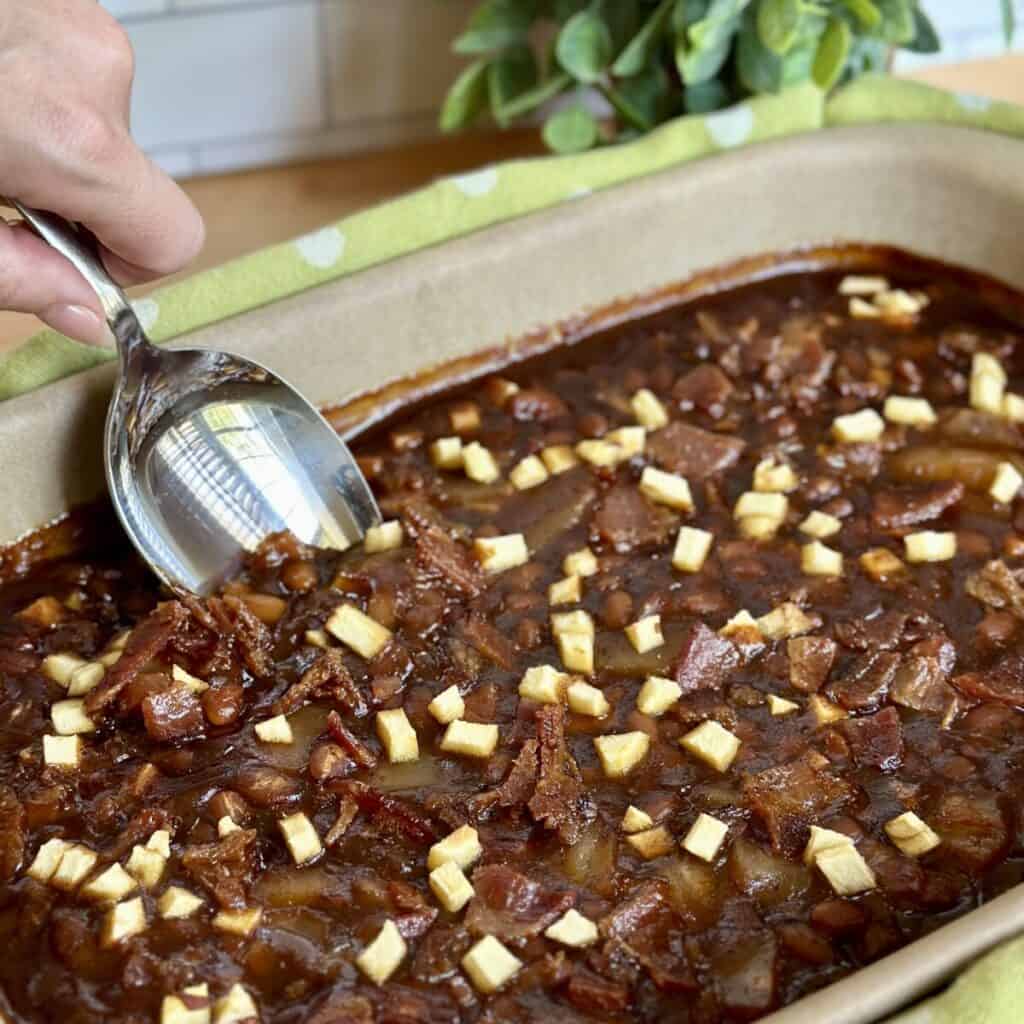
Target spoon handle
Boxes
[6,200,150,357]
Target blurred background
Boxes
[107,0,1023,178]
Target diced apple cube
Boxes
[509,455,550,491]
[463,442,501,483]
[809,694,847,725]
[883,396,937,428]
[814,842,877,896]
[102,897,147,947]
[970,352,1007,414]
[738,516,782,540]
[518,665,569,704]
[672,526,713,572]
[682,813,729,862]
[126,844,166,890]
[566,681,609,718]
[631,388,669,430]
[279,812,322,865]
[832,408,885,443]
[218,816,241,838]
[440,720,499,759]
[81,863,138,904]
[212,907,262,936]
[158,886,205,919]
[860,547,906,582]
[767,694,800,716]
[51,698,95,736]
[799,510,842,539]
[875,289,928,318]
[1003,392,1024,423]
[161,984,209,1024]
[849,296,881,319]
[757,602,815,640]
[304,628,330,648]
[593,732,650,778]
[544,908,598,948]
[839,274,888,295]
[41,652,87,687]
[67,661,106,697]
[557,631,594,675]
[625,614,663,654]
[213,984,258,1024]
[449,401,481,434]
[562,547,598,577]
[904,530,956,563]
[254,714,293,744]
[363,520,404,553]
[680,720,740,772]
[462,935,522,994]
[626,825,674,861]
[636,676,681,717]
[734,491,788,520]
[606,426,646,458]
[551,610,594,637]
[548,574,581,606]
[575,439,624,468]
[990,462,1023,504]
[326,603,393,659]
[169,664,209,694]
[474,534,529,573]
[51,844,97,890]
[428,685,465,725]
[803,825,855,866]
[802,541,843,577]
[430,436,464,470]
[540,445,578,475]
[376,708,419,764]
[753,457,798,493]
[428,825,482,871]
[639,467,694,511]
[429,860,475,913]
[486,377,520,406]
[719,610,762,641]
[26,838,71,883]
[147,830,172,858]
[621,805,654,834]
[43,734,81,768]
[885,811,941,858]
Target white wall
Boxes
[105,0,1022,179]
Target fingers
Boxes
[0,220,109,345]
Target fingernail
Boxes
[42,304,110,347]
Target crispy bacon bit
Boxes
[465,865,574,941]
[708,903,779,1016]
[834,610,908,651]
[647,421,746,480]
[565,969,631,1013]
[952,651,1024,708]
[591,485,675,554]
[274,650,367,717]
[141,686,205,742]
[324,797,359,847]
[494,739,539,810]
[403,501,484,599]
[932,791,1009,869]
[787,636,836,692]
[507,387,568,423]
[673,364,734,418]
[234,765,303,808]
[331,781,437,846]
[181,829,259,909]
[673,622,738,694]
[326,711,378,769]
[828,652,901,712]
[965,559,1024,619]
[306,995,373,1024]
[744,756,855,858]
[891,656,954,712]
[872,481,964,532]
[836,707,905,770]
[529,704,595,845]
[0,785,25,881]
[222,596,274,677]
[85,601,188,715]
[458,614,516,671]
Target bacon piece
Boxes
[836,707,904,770]
[141,686,205,742]
[458,614,516,671]
[965,559,1024,620]
[529,704,595,845]
[952,651,1024,708]
[85,601,188,714]
[834,610,907,651]
[181,828,259,909]
[274,650,366,717]
[326,711,377,769]
[403,501,483,599]
[331,781,437,846]
[828,652,901,712]
[222,596,273,677]
[507,387,568,423]
[787,636,836,693]
[565,969,631,1014]
[891,656,954,712]
[932,790,1009,869]
[743,755,855,858]
[592,485,675,554]
[0,785,25,881]
[465,865,574,941]
[672,364,733,417]
[647,421,745,480]
[872,480,963,533]
[673,622,738,694]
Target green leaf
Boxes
[812,16,851,89]
[684,78,730,112]
[498,70,574,118]
[599,0,642,50]
[553,0,588,23]
[689,0,747,48]
[904,6,940,54]
[843,33,888,78]
[612,0,676,76]
[603,64,672,130]
[454,0,537,54]
[542,104,600,152]
[873,0,915,45]
[676,22,735,85]
[737,14,782,91]
[488,45,539,125]
[439,60,491,133]
[1002,0,1016,45]
[838,0,881,29]
[757,0,803,55]
[556,7,614,83]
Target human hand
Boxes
[0,0,204,345]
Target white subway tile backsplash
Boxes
[125,3,324,149]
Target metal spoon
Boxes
[10,201,380,595]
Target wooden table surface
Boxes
[2,54,1023,353]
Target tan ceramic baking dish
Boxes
[1,121,1023,1023]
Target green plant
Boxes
[441,0,1016,153]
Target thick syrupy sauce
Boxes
[0,255,1023,1023]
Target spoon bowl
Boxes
[13,202,380,594]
